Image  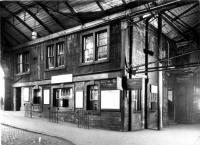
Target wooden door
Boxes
[131,89,144,130]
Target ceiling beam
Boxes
[64,1,83,24]
[37,2,65,30]
[16,2,53,34]
[6,3,37,19]
[5,19,31,41]
[0,3,41,38]
[96,1,105,11]
[163,12,199,45]
[162,13,192,42]
[172,3,199,21]
[130,0,196,17]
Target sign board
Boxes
[51,74,72,84]
[75,91,83,108]
[151,85,158,94]
[101,90,120,109]
[43,89,50,104]
[126,78,142,90]
[23,87,29,102]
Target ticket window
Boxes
[87,85,99,111]
[33,89,42,105]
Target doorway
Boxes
[168,90,175,121]
[16,87,21,111]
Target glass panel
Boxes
[56,42,64,67]
[47,45,54,68]
[83,35,94,62]
[97,31,108,60]
[54,88,72,108]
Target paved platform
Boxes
[1,111,200,145]
[1,124,74,145]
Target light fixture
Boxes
[32,6,38,40]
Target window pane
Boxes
[17,54,23,73]
[23,53,30,72]
[83,35,94,62]
[97,31,108,60]
[47,45,54,68]
[56,42,64,67]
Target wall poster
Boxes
[101,90,120,109]
[75,91,83,108]
[23,87,29,102]
[43,89,50,104]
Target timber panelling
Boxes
[14,21,122,84]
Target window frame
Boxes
[45,40,66,71]
[85,81,100,114]
[16,51,30,75]
[56,42,65,67]
[80,26,110,65]
[51,84,74,111]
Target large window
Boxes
[17,52,30,74]
[132,89,142,112]
[53,88,73,108]
[46,42,65,69]
[82,27,109,63]
[87,85,99,110]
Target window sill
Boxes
[80,59,109,66]
[45,66,65,72]
[101,109,120,112]
[15,71,30,76]
[86,110,100,115]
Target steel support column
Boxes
[157,14,162,130]
[144,18,150,129]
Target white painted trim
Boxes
[13,10,131,50]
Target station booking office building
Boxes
[0,0,200,131]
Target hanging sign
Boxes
[126,78,142,90]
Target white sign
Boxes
[51,74,72,84]
[75,91,83,108]
[23,87,29,102]
[101,90,120,109]
[151,85,158,94]
[168,90,173,101]
[43,89,50,104]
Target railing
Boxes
[48,107,59,123]
[74,110,89,129]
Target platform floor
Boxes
[1,111,200,145]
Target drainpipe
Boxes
[128,20,133,131]
[144,18,150,129]
[157,14,162,130]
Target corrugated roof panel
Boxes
[74,2,101,12]
[100,0,123,10]
[5,2,21,14]
[5,23,28,44]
